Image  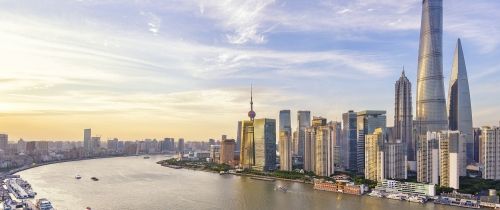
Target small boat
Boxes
[143,156,150,159]
[91,177,99,181]
[75,175,82,179]
[219,171,228,175]
[275,185,288,192]
[36,198,55,210]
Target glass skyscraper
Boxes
[416,0,448,134]
[448,39,473,165]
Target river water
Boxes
[17,156,466,210]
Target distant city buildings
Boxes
[0,134,8,154]
[83,129,92,155]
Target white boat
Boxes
[387,193,406,201]
[408,195,427,203]
[368,190,384,198]
[75,175,82,179]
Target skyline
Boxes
[1,0,500,141]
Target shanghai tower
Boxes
[416,0,447,134]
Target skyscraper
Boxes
[279,131,292,171]
[473,128,481,163]
[417,132,439,185]
[236,121,242,152]
[314,123,333,176]
[365,128,384,182]
[240,85,256,169]
[480,126,500,180]
[0,134,7,153]
[220,138,236,166]
[342,110,357,170]
[279,110,292,134]
[329,121,342,169]
[357,110,386,174]
[240,120,255,168]
[83,128,92,155]
[395,70,413,160]
[438,131,461,189]
[297,111,311,159]
[240,86,276,171]
[416,0,448,134]
[279,110,292,171]
[178,138,185,155]
[253,118,277,171]
[448,39,474,165]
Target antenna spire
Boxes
[248,84,256,121]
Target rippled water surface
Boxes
[18,156,467,210]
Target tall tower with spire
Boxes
[448,38,473,165]
[416,0,447,134]
[395,68,413,160]
[248,84,256,121]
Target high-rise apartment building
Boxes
[480,126,500,180]
[417,132,439,185]
[365,128,384,182]
[438,131,461,189]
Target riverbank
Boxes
[156,159,314,184]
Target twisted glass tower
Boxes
[416,0,447,134]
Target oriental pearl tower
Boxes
[248,84,256,121]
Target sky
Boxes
[0,0,499,142]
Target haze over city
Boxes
[1,0,499,141]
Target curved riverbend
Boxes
[17,156,466,210]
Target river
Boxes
[17,155,467,210]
